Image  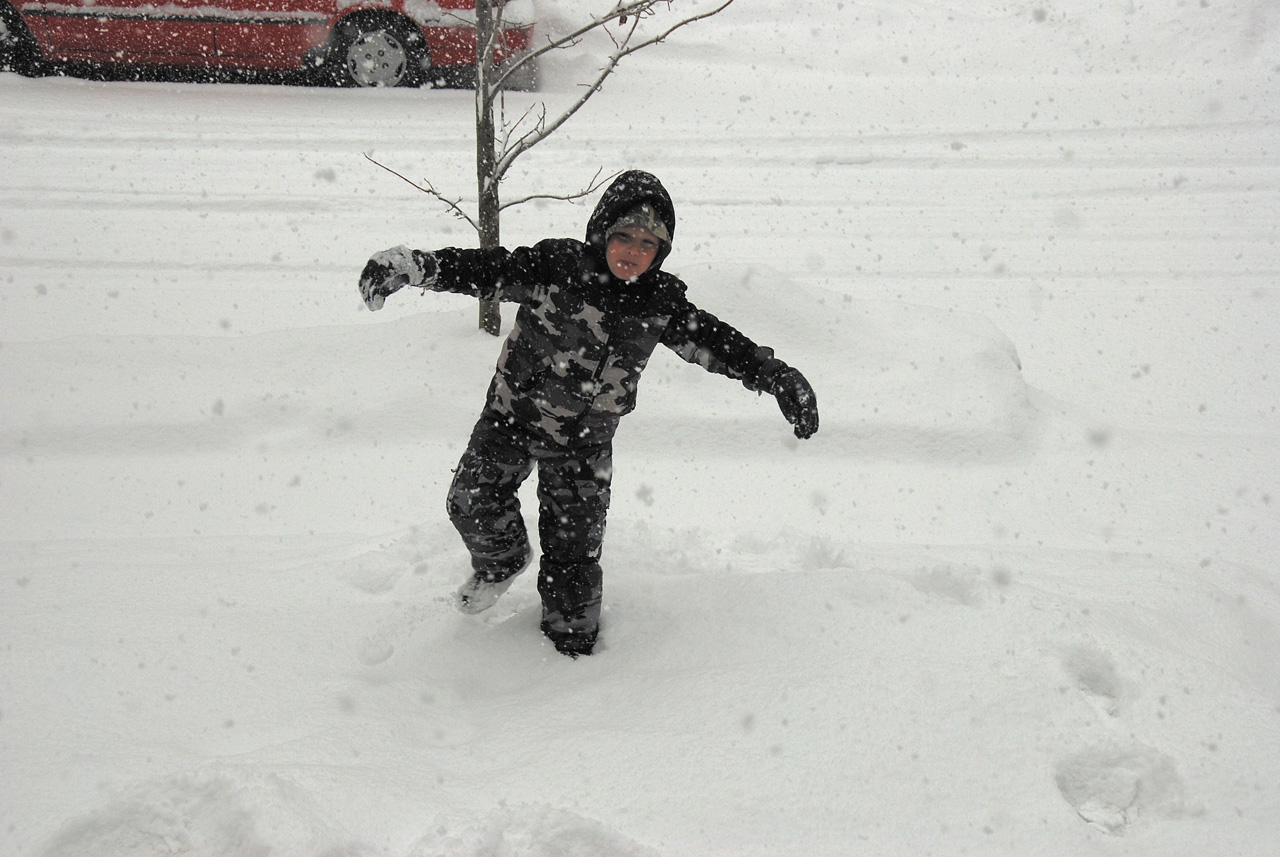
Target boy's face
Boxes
[605,226,662,281]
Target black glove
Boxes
[358,246,439,310]
[758,359,818,439]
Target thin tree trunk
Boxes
[475,0,502,335]
[476,188,502,335]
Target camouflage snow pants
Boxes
[446,408,611,637]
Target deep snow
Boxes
[2,1,1279,855]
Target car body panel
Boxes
[210,1,330,62]
[27,2,218,62]
[11,0,531,74]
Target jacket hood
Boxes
[585,170,676,271]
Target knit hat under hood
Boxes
[606,203,671,244]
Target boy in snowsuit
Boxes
[358,171,817,657]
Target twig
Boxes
[487,0,662,92]
[362,152,479,232]
[500,168,621,210]
[489,0,735,182]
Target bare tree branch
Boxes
[521,2,661,64]
[498,99,547,159]
[362,152,479,233]
[379,2,736,230]
[500,168,621,211]
[488,1,669,92]
[488,1,736,183]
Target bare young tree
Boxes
[458,0,737,334]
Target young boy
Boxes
[359,171,817,657]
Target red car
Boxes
[0,0,536,87]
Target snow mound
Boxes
[36,765,375,857]
[409,804,660,857]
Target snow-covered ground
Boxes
[2,1,1278,854]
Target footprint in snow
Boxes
[910,564,984,606]
[341,552,409,595]
[1054,742,1196,834]
[1061,644,1128,716]
[356,598,450,666]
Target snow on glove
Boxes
[358,245,439,310]
[759,360,819,439]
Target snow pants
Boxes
[446,408,611,638]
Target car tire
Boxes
[0,1,42,75]
[329,16,425,88]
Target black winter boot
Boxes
[541,621,598,658]
[537,560,602,657]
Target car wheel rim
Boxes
[345,31,408,87]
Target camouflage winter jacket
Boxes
[429,171,777,448]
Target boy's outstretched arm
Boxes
[359,242,558,309]
[663,302,819,440]
[359,245,439,310]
